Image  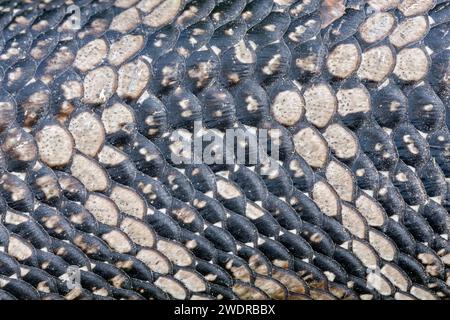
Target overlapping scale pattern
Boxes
[0,0,449,300]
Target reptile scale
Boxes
[0,0,449,300]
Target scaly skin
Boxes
[0,0,449,300]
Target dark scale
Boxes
[284,12,321,48]
[209,20,248,54]
[0,0,448,301]
[289,36,326,83]
[391,161,428,206]
[407,84,446,134]
[176,19,214,58]
[184,48,220,93]
[371,79,408,129]
[393,123,431,168]
[229,79,270,126]
[247,12,291,48]
[241,0,273,28]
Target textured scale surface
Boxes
[0,0,449,300]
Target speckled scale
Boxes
[48,70,83,124]
[99,146,137,186]
[0,250,20,277]
[289,189,324,227]
[26,164,63,208]
[185,163,216,193]
[0,89,16,134]
[371,80,408,129]
[220,40,256,86]
[241,0,273,28]
[229,79,270,126]
[143,25,180,61]
[124,134,166,177]
[59,4,97,42]
[30,29,60,64]
[0,33,33,70]
[195,259,233,287]
[0,275,40,300]
[408,84,446,134]
[300,221,336,257]
[0,1,18,30]
[1,125,38,172]
[323,8,366,47]
[162,86,203,130]
[215,250,253,280]
[151,51,186,95]
[258,235,294,268]
[72,231,114,262]
[209,20,247,54]
[176,0,215,29]
[283,153,315,192]
[289,0,321,19]
[56,172,88,203]
[259,121,295,161]
[393,123,431,168]
[50,237,92,269]
[391,161,428,206]
[3,3,39,41]
[36,41,78,85]
[175,19,214,58]
[381,219,416,256]
[351,152,379,192]
[30,6,66,38]
[199,83,236,129]
[162,166,196,202]
[289,36,326,83]
[284,12,321,48]
[356,121,398,171]
[375,174,406,217]
[184,47,219,93]
[205,224,237,253]
[255,40,291,84]
[4,58,37,93]
[111,253,154,282]
[180,228,216,261]
[191,191,224,223]
[313,252,348,284]
[256,159,294,198]
[15,80,50,130]
[334,78,371,129]
[209,0,246,29]
[32,205,75,241]
[247,12,291,48]
[3,212,51,250]
[132,94,168,139]
[403,207,436,245]
[133,172,173,209]
[237,243,272,275]
[30,29,59,63]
